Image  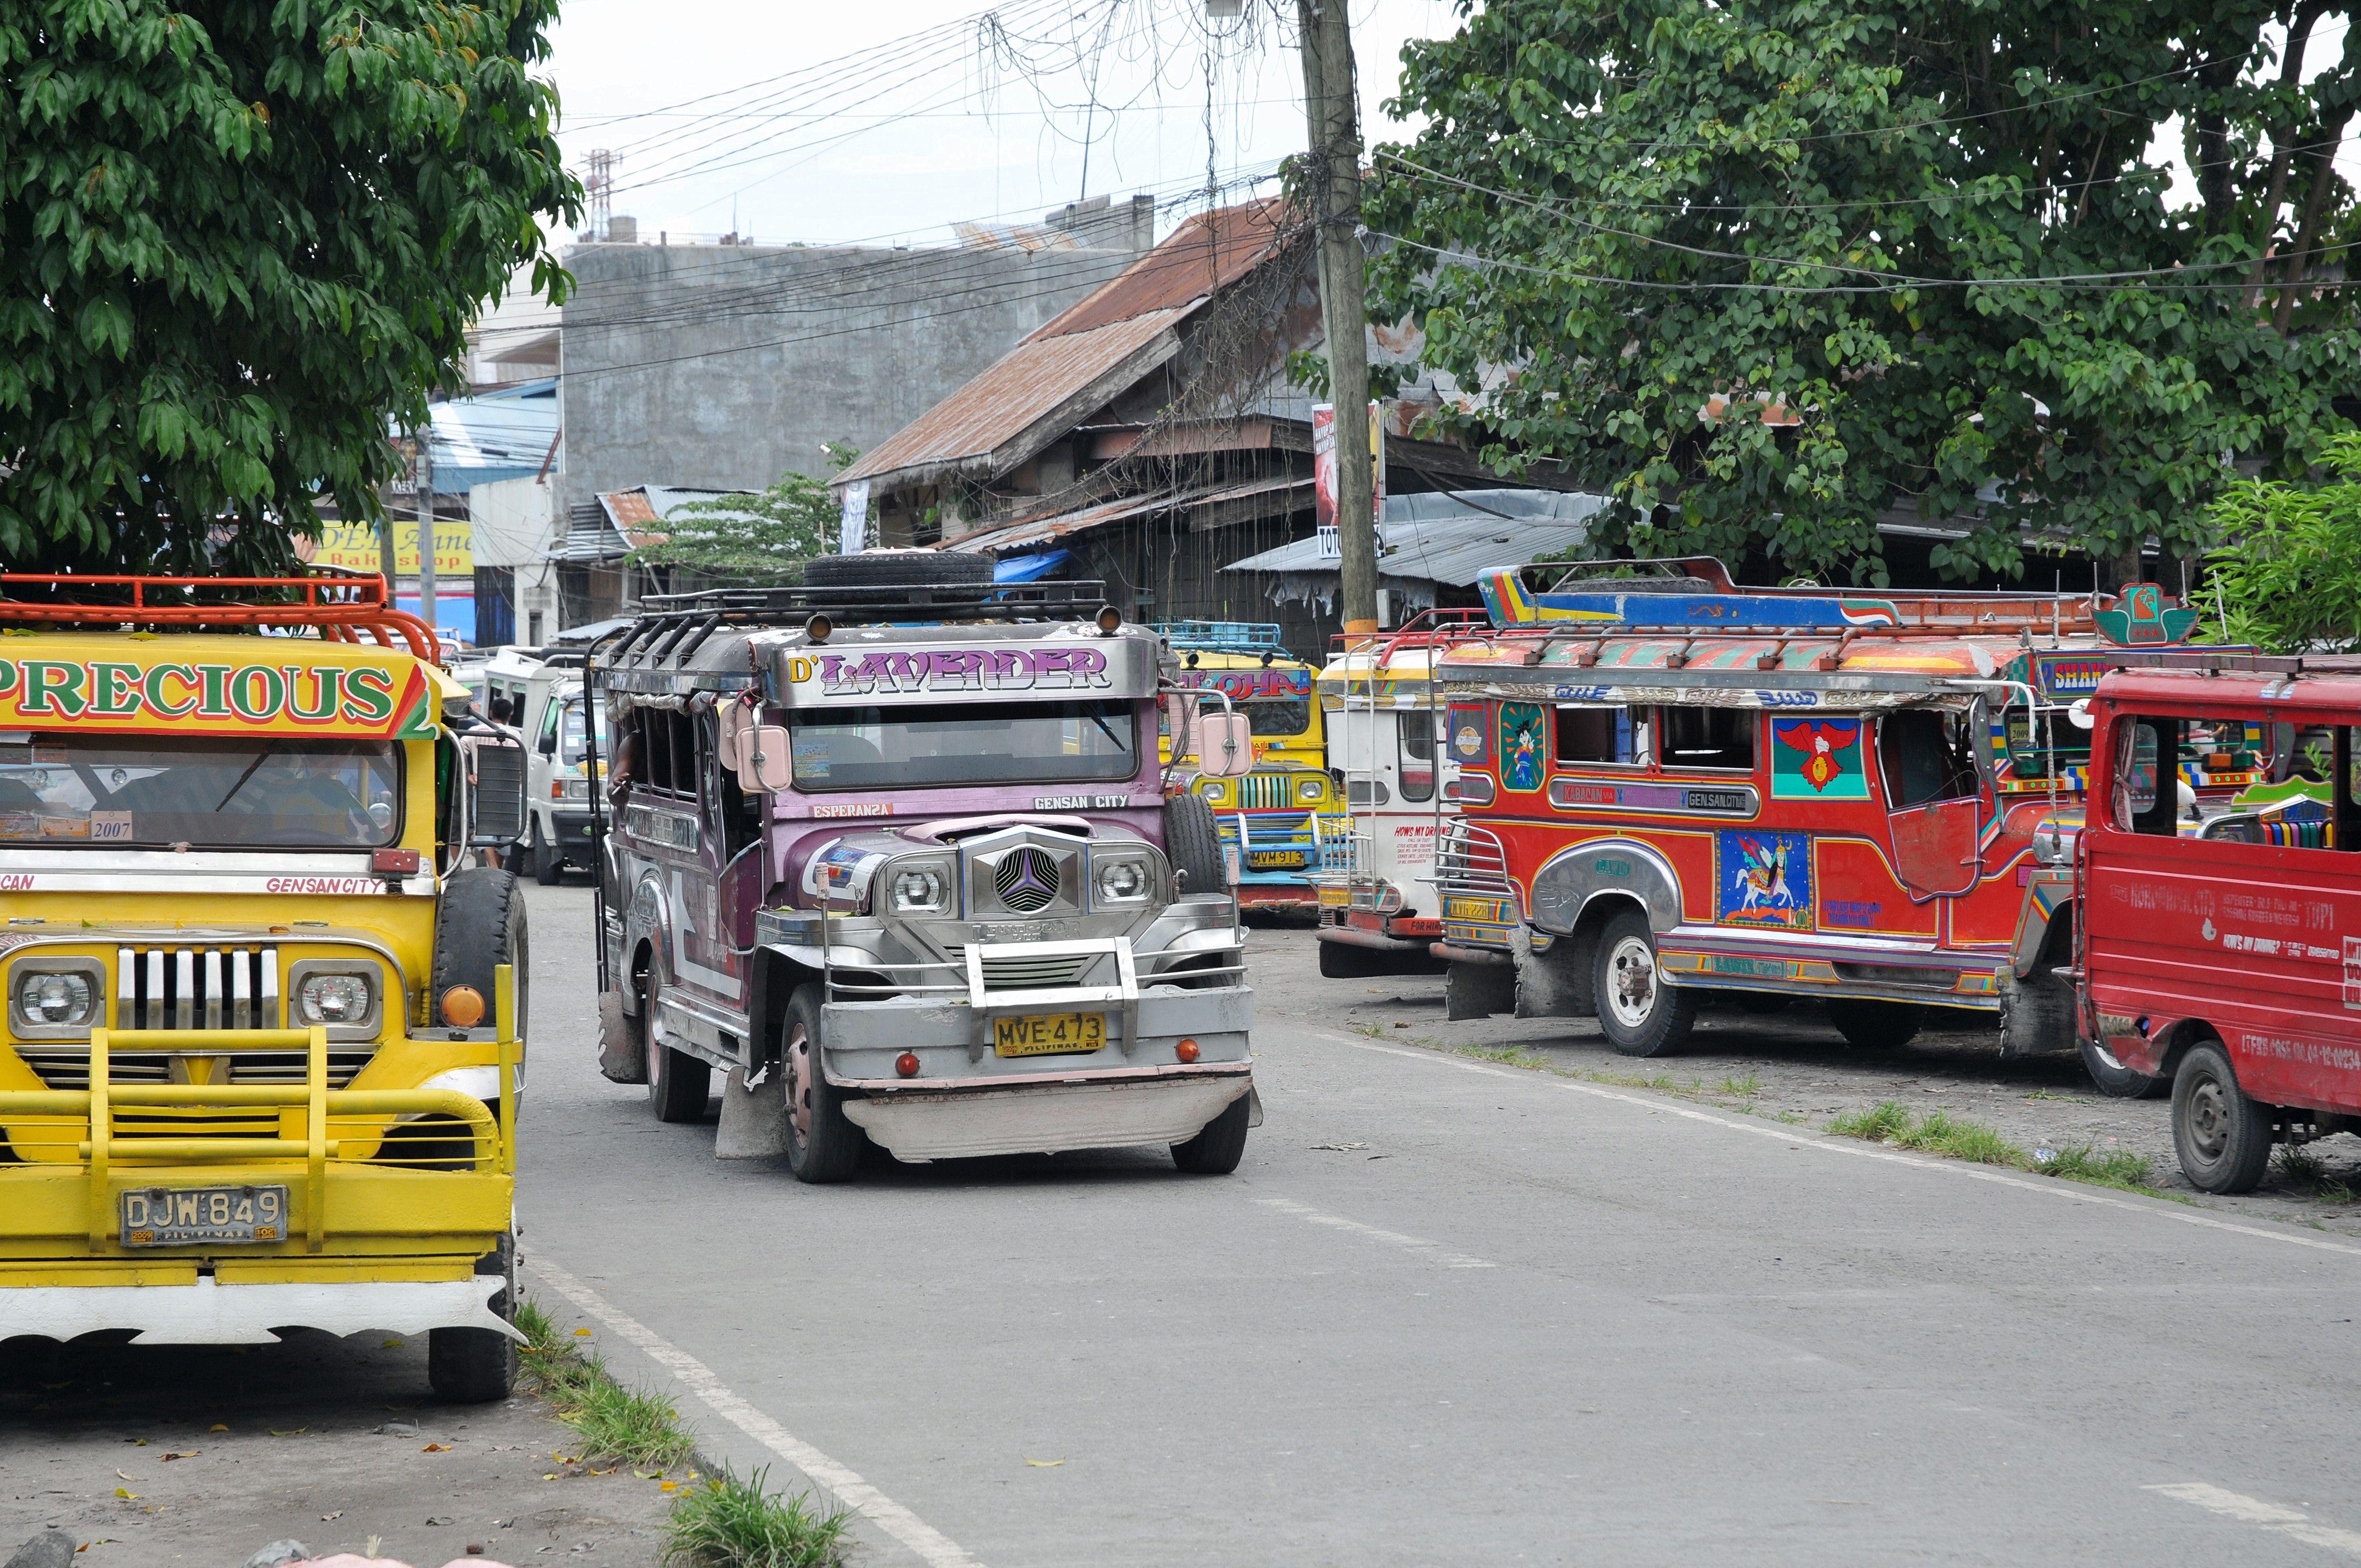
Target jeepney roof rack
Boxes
[0,568,439,660]
[1154,620,1291,658]
[2107,649,2361,676]
[597,578,1114,670]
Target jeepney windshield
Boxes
[0,733,402,849]
[1247,696,1312,738]
[790,699,1138,791]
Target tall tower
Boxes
[585,149,613,241]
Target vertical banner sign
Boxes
[1311,401,1382,563]
[838,480,871,556]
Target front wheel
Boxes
[532,820,562,885]
[1172,1091,1251,1174]
[2173,1041,2275,1194]
[1591,909,1698,1057]
[2081,1035,2164,1099]
[428,1233,516,1403]
[783,984,864,1183]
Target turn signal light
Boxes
[1175,1038,1200,1063]
[440,986,487,1028]
[894,1051,921,1078]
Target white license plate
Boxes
[121,1185,287,1247]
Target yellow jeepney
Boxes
[0,573,529,1400]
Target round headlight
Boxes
[1096,858,1150,903]
[1298,777,1323,801]
[20,970,94,1026]
[891,867,947,912]
[296,971,373,1026]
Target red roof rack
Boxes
[0,570,439,662]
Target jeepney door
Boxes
[1879,708,1984,898]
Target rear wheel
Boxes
[1592,909,1697,1057]
[532,819,562,885]
[2173,1041,2275,1194]
[1826,999,1924,1051]
[1171,1091,1251,1174]
[1163,792,1229,896]
[2081,1035,2164,1099]
[428,1233,516,1403]
[783,984,863,1183]
[644,971,710,1123]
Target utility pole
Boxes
[1296,0,1377,638]
[378,442,400,596]
[415,423,437,644]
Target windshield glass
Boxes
[0,733,402,849]
[557,700,610,766]
[1247,698,1312,738]
[790,700,1139,791]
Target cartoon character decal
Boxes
[1717,830,1813,928]
[1771,717,1869,801]
[1500,702,1545,793]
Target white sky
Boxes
[543,0,1460,247]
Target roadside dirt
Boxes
[1253,923,2361,1238]
[0,1326,676,1567]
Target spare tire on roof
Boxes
[803,550,994,600]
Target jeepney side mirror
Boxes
[718,699,754,771]
[740,725,794,793]
[1195,712,1255,780]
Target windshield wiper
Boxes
[213,743,285,812]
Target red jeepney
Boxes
[1431,559,2200,1074]
[2081,651,2361,1191]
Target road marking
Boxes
[529,1255,986,1568]
[1255,1195,1497,1268]
[1310,1031,2361,1262]
[2148,1482,2361,1555]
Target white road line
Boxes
[2148,1482,2361,1555]
[1310,1031,2361,1262]
[1255,1195,1497,1268]
[528,1255,986,1568]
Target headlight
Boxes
[1199,779,1231,807]
[1297,777,1323,801]
[17,968,94,1026]
[890,863,950,914]
[1095,855,1154,905]
[295,970,375,1026]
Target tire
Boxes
[782,983,863,1183]
[532,819,562,885]
[2081,1035,2165,1099]
[1171,1091,1251,1174]
[2173,1041,2276,1194]
[1163,792,1230,896]
[428,1232,516,1403]
[644,968,710,1123]
[1591,908,1698,1057]
[1826,999,1924,1051]
[432,869,529,1037]
[803,550,993,602]
[1318,937,1386,978]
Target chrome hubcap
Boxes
[1607,936,1658,1029]
[785,1022,813,1145]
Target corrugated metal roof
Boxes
[943,474,1313,555]
[834,197,1303,496]
[831,309,1184,491]
[552,485,755,561]
[1220,489,1607,587]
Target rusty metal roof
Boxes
[943,473,1313,555]
[835,197,1303,496]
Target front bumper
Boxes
[1,1273,514,1344]
[548,808,596,864]
[843,1070,1254,1161]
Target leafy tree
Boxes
[2206,432,2361,650]
[627,445,859,584]
[1364,0,2361,588]
[0,0,576,576]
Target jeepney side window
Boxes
[668,711,698,796]
[1658,706,1753,771]
[639,706,670,797]
[1399,709,1438,802]
[1880,710,1980,807]
[1553,706,1643,767]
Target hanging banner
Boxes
[838,480,871,556]
[1311,400,1383,562]
[304,519,472,578]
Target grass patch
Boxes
[2039,1144,2155,1189]
[1827,1101,1913,1142]
[1460,1043,1554,1070]
[517,1300,695,1469]
[1348,1021,1388,1039]
[1898,1110,2020,1167]
[2274,1145,2361,1203]
[665,1466,851,1568]
[1825,1105,2171,1195]
[1718,1072,1764,1099]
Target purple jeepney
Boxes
[590,573,1256,1183]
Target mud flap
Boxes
[716,1061,788,1158]
[2000,969,2077,1059]
[597,991,648,1084]
[1514,928,1596,1020]
[1446,956,1517,1020]
[1247,1085,1265,1128]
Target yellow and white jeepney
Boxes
[0,573,530,1400]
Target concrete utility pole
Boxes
[377,450,400,595]
[1297,0,1378,638]
[415,424,437,642]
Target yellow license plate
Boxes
[1247,851,1305,868]
[122,1185,287,1248]
[993,1012,1106,1057]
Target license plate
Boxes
[993,1012,1106,1057]
[1247,851,1305,868]
[121,1185,287,1248]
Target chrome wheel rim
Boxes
[785,1020,814,1148]
[1606,935,1660,1030]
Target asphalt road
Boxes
[513,880,2361,1568]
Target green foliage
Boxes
[515,1298,695,1469]
[1366,0,2361,585]
[665,1467,851,1568]
[0,0,578,574]
[628,445,858,584]
[2206,434,2361,651]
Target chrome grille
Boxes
[1435,821,1514,897]
[992,847,1062,913]
[946,946,1096,989]
[117,945,280,1031]
[15,1047,372,1091]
